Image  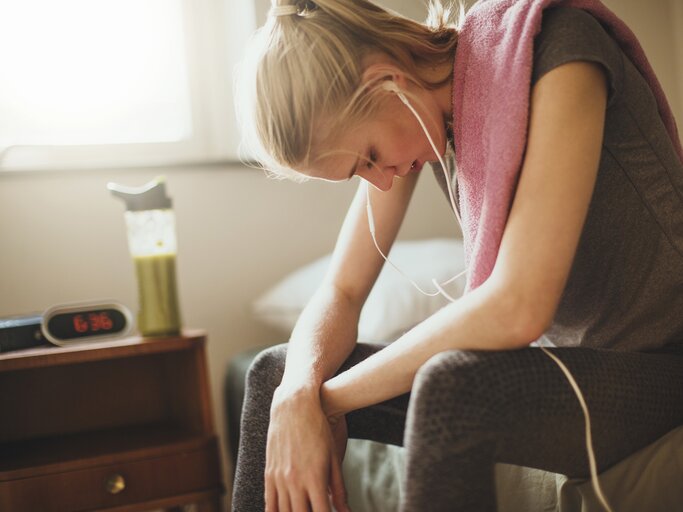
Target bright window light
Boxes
[0,0,193,147]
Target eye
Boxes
[365,148,378,170]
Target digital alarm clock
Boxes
[42,301,133,346]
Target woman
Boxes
[233,0,683,511]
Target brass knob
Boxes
[105,473,126,495]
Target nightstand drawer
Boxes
[0,438,222,511]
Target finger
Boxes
[277,483,293,512]
[329,457,350,512]
[265,474,278,512]
[289,485,311,512]
[308,485,332,512]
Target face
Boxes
[304,85,449,192]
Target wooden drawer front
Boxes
[0,443,221,511]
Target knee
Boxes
[414,350,490,398]
[412,350,532,426]
[245,343,288,394]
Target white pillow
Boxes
[252,238,466,342]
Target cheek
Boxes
[369,114,430,164]
[382,125,423,160]
[400,131,428,161]
[401,111,435,149]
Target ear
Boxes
[360,58,409,91]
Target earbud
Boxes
[381,80,400,93]
[381,80,411,109]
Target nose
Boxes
[377,166,399,191]
[396,163,413,178]
[358,166,395,191]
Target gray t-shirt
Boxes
[437,6,683,351]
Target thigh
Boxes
[248,341,410,446]
[407,346,683,477]
[234,341,408,511]
[500,346,683,475]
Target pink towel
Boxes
[452,0,683,293]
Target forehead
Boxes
[304,120,374,182]
[301,82,395,181]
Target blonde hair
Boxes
[235,0,463,182]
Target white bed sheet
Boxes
[343,424,683,512]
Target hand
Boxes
[265,385,351,512]
[328,414,348,469]
[328,415,349,512]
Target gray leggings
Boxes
[232,343,683,511]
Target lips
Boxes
[397,161,423,179]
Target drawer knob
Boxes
[105,473,126,495]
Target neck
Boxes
[435,81,454,131]
[430,60,454,121]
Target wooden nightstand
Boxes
[0,330,224,511]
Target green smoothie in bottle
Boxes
[134,253,181,336]
[109,177,182,337]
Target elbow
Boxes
[509,311,551,349]
[493,287,555,350]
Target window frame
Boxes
[0,0,255,172]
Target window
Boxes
[0,0,255,171]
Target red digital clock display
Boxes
[71,311,115,333]
[44,305,130,344]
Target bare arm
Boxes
[265,169,418,512]
[276,171,420,396]
[321,60,609,417]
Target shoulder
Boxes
[532,7,623,105]
[535,6,613,48]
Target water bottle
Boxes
[108,177,181,337]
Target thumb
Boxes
[329,453,351,512]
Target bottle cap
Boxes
[108,176,172,211]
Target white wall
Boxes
[1,0,681,508]
[0,163,456,506]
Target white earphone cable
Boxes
[366,80,613,512]
[365,188,447,297]
[382,82,462,229]
[538,340,613,511]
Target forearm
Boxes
[321,279,541,417]
[278,282,361,395]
